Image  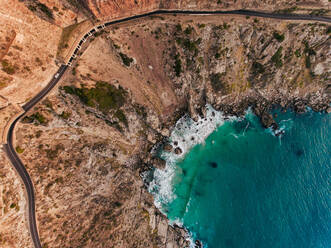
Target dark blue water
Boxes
[152,109,331,248]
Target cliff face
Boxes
[82,0,330,19]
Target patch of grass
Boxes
[64,81,127,113]
[273,32,284,42]
[15,146,24,154]
[173,53,182,77]
[271,47,283,68]
[22,112,47,125]
[295,49,301,57]
[119,52,133,66]
[114,109,128,127]
[57,22,80,57]
[198,23,206,29]
[1,60,16,75]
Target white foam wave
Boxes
[148,104,237,212]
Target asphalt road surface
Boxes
[3,9,330,248]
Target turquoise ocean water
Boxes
[149,107,330,248]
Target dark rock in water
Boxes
[271,122,279,131]
[174,141,178,146]
[209,162,218,168]
[191,136,195,141]
[295,149,304,157]
[195,240,202,248]
[163,143,173,152]
[275,130,285,137]
[212,111,215,117]
[182,169,187,176]
[174,147,183,155]
[151,157,166,169]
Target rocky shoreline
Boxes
[139,92,330,247]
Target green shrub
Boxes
[271,47,283,68]
[184,26,193,35]
[175,24,182,32]
[252,61,265,74]
[15,146,24,154]
[114,109,128,127]
[119,52,133,66]
[60,111,71,119]
[295,49,301,57]
[173,54,182,77]
[1,60,16,75]
[327,26,331,34]
[33,112,47,124]
[273,32,285,42]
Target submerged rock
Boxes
[208,162,218,168]
[174,147,183,155]
[164,143,173,152]
[151,157,166,169]
[195,239,202,248]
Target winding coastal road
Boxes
[2,9,330,248]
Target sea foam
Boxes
[148,104,236,216]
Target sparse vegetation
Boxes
[252,61,265,74]
[184,26,193,35]
[60,111,71,120]
[15,146,24,154]
[63,81,127,113]
[1,60,16,75]
[273,32,285,42]
[22,112,47,125]
[274,7,297,14]
[37,3,53,19]
[173,53,182,77]
[295,49,301,57]
[114,109,128,127]
[27,2,53,19]
[271,47,283,68]
[57,22,80,57]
